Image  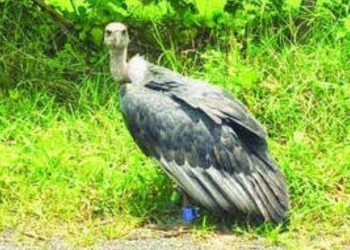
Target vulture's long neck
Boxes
[110,48,129,82]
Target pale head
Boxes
[104,22,129,51]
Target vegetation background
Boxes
[0,0,349,248]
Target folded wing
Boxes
[120,78,289,222]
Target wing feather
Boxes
[120,83,289,222]
[146,79,267,140]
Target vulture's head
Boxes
[104,22,129,51]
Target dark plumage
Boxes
[105,22,289,223]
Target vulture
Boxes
[104,22,289,223]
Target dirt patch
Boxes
[0,228,284,250]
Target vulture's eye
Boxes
[122,29,127,35]
[106,30,112,36]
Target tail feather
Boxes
[159,156,289,223]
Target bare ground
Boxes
[0,228,283,250]
[3,226,350,250]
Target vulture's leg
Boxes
[182,191,190,207]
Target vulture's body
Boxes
[104,23,289,223]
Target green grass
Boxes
[1,1,350,249]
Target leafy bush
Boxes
[44,0,350,47]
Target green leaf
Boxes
[343,15,350,32]
[107,2,129,17]
[170,191,181,203]
[90,27,104,45]
[78,6,87,15]
[194,0,226,19]
[236,67,260,88]
[284,0,302,11]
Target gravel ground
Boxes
[2,226,350,249]
[0,228,284,250]
[0,236,282,250]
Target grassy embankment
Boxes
[0,1,349,248]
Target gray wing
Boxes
[144,65,267,140]
[120,84,289,222]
